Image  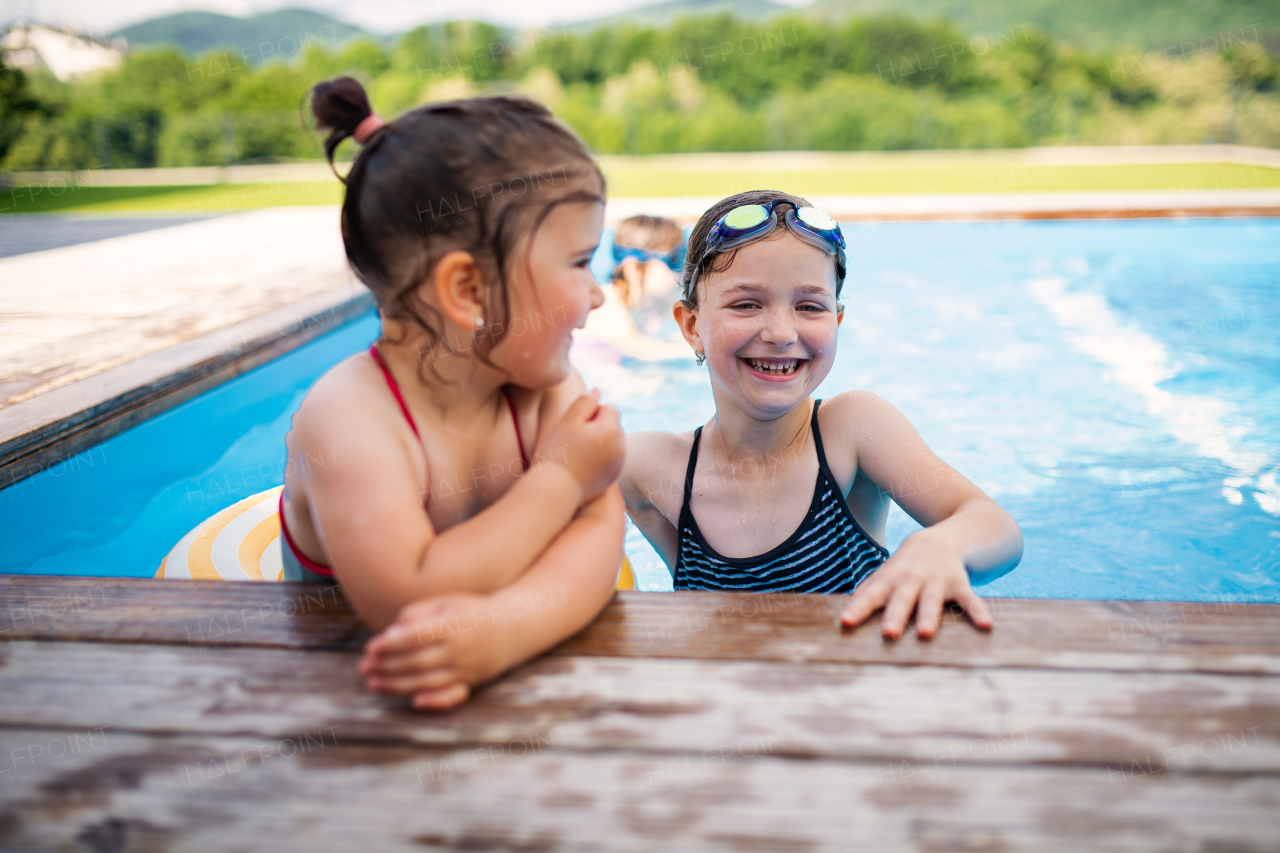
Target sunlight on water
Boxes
[2,220,1276,602]
[574,219,1280,600]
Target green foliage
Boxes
[115,8,371,61]
[3,8,1277,172]
[807,0,1280,54]
[0,58,41,163]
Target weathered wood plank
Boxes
[0,577,365,649]
[0,728,1276,852]
[1,642,1277,773]
[561,591,1280,675]
[3,577,1277,675]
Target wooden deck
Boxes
[0,208,369,488]
[0,577,1276,850]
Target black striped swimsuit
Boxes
[673,400,889,593]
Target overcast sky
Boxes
[0,0,810,35]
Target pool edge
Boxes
[0,286,375,490]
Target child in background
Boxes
[577,214,688,361]
[610,214,685,333]
[281,77,625,709]
[620,190,1022,639]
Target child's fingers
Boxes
[591,402,620,427]
[955,586,994,631]
[412,682,471,711]
[366,666,458,696]
[359,642,450,677]
[363,624,427,658]
[564,392,601,424]
[913,583,947,639]
[839,580,889,627]
[364,605,450,657]
[879,582,923,639]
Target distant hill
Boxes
[807,0,1279,53]
[566,0,795,30]
[113,8,374,59]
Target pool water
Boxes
[0,316,382,577]
[2,220,1277,602]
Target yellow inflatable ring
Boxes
[159,486,636,590]
[158,486,285,581]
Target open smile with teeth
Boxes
[743,357,805,375]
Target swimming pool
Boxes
[2,219,1277,602]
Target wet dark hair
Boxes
[679,189,844,309]
[309,76,605,373]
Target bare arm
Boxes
[827,392,1023,638]
[618,431,684,572]
[358,485,626,709]
[293,369,622,630]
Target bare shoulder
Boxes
[818,391,925,474]
[626,430,695,463]
[621,430,695,512]
[507,368,589,439]
[289,353,417,458]
[819,390,915,432]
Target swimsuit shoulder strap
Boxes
[682,426,704,511]
[368,344,421,439]
[810,399,836,481]
[368,345,529,473]
[503,387,530,472]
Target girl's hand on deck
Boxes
[838,533,993,639]
[357,592,514,711]
[535,391,625,504]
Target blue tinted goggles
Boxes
[612,241,687,272]
[687,200,845,293]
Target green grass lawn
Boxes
[3,162,1277,215]
[0,181,342,215]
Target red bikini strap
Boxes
[503,387,530,472]
[277,493,334,577]
[370,344,526,472]
[368,344,421,439]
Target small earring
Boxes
[474,317,485,330]
[695,351,706,366]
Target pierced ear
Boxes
[431,251,485,329]
[673,301,703,357]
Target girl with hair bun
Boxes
[283,76,625,710]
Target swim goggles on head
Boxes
[686,200,845,293]
[612,241,687,272]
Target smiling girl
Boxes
[620,190,1023,638]
[283,78,625,709]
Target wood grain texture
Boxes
[0,577,365,649]
[0,728,1276,853]
[560,591,1280,675]
[1,641,1277,773]
[3,578,1277,675]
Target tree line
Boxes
[1,12,1277,171]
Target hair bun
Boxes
[311,76,374,164]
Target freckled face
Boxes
[492,198,604,388]
[689,233,841,420]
